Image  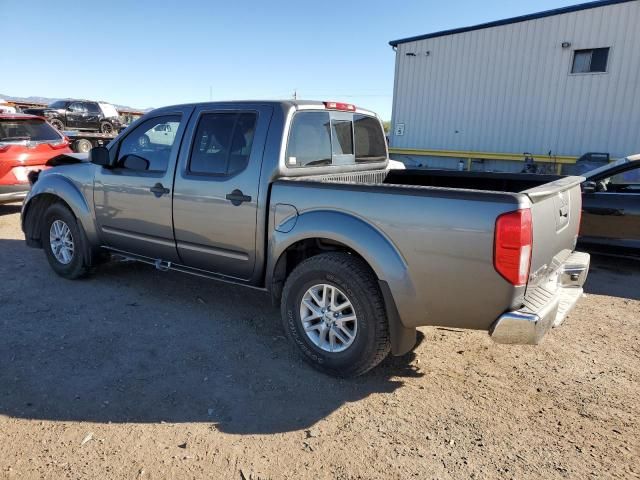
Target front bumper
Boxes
[489,251,590,345]
[0,184,28,204]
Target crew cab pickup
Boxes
[21,101,590,377]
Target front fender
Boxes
[22,172,99,247]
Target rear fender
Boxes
[268,210,417,355]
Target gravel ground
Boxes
[0,203,638,480]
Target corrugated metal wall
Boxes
[390,1,640,159]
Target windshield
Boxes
[0,118,63,142]
[48,100,67,109]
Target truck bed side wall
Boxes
[268,180,527,330]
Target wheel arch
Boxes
[22,175,99,251]
[267,210,416,356]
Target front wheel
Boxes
[281,252,391,377]
[42,203,90,279]
[49,118,65,131]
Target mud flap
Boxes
[379,280,417,356]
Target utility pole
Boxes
[292,89,297,100]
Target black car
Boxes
[23,100,122,134]
[580,154,640,254]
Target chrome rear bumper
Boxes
[490,251,590,345]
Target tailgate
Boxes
[523,176,584,291]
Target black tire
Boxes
[42,203,90,279]
[281,252,391,377]
[49,118,65,131]
[100,121,114,134]
[72,138,93,153]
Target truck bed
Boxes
[292,167,575,196]
[274,167,584,332]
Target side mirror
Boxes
[582,180,597,193]
[90,146,113,168]
[121,154,149,171]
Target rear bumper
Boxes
[489,251,590,345]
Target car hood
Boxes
[46,152,90,166]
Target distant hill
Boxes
[0,93,152,112]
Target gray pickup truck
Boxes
[21,100,590,377]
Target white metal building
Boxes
[388,0,640,172]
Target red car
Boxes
[0,114,72,204]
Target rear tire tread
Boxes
[281,252,391,377]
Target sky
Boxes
[2,0,580,119]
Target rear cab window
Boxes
[286,110,387,168]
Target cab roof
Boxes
[150,100,377,117]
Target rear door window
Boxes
[86,103,101,115]
[188,112,258,176]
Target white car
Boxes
[139,121,179,147]
[0,99,17,114]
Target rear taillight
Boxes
[494,209,532,286]
[323,101,356,112]
[577,196,582,236]
[49,139,69,149]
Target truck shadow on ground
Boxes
[0,204,21,216]
[584,253,640,301]
[0,238,423,434]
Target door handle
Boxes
[225,189,252,206]
[150,183,170,197]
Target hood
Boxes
[46,152,90,166]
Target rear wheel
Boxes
[49,118,65,131]
[100,121,114,134]
[42,203,90,279]
[72,138,93,153]
[281,252,391,377]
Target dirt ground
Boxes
[0,203,638,480]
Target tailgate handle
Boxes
[559,205,569,217]
[226,189,252,206]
